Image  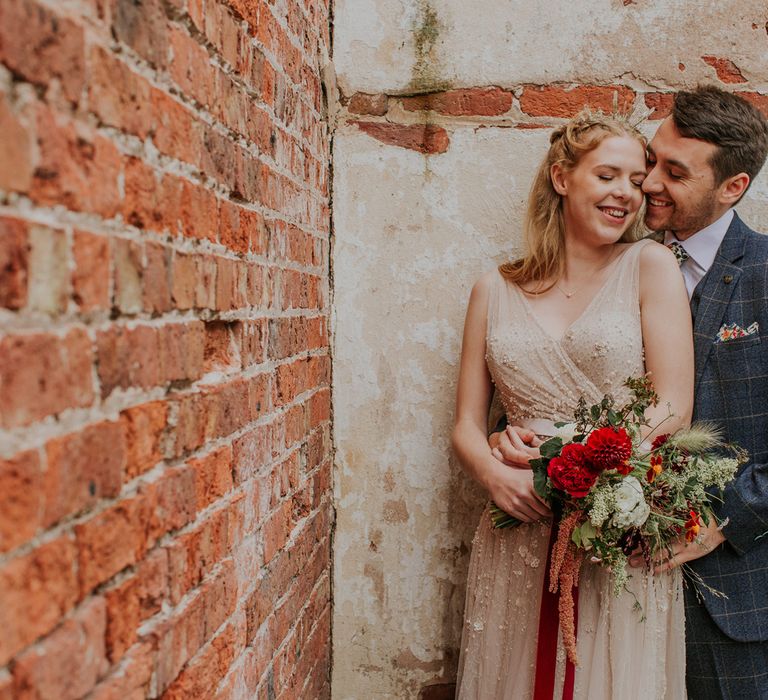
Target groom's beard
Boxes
[644,195,718,239]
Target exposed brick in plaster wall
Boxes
[339,70,767,700]
[0,0,332,698]
[345,82,768,153]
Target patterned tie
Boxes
[666,241,689,267]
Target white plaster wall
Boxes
[332,125,549,697]
[331,2,768,697]
[335,0,768,95]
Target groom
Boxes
[492,86,768,698]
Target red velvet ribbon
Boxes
[533,521,578,700]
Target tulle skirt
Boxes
[456,505,686,699]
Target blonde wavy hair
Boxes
[500,111,647,291]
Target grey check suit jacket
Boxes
[685,212,768,643]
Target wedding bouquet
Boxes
[489,376,746,663]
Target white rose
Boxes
[611,476,650,529]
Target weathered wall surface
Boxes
[0,0,332,698]
[331,1,768,698]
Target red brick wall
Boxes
[0,0,332,697]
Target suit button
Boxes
[723,275,733,284]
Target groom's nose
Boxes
[642,167,662,194]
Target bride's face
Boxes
[553,135,647,247]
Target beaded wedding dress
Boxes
[456,240,686,699]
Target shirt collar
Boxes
[663,209,734,271]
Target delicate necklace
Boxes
[555,281,578,299]
[555,251,619,299]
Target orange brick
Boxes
[12,598,109,699]
[161,612,245,700]
[87,641,154,700]
[348,92,388,116]
[140,465,197,547]
[0,449,43,552]
[72,230,110,311]
[170,250,198,310]
[45,419,125,526]
[0,536,79,666]
[702,55,747,84]
[191,446,234,511]
[0,0,86,104]
[76,496,146,595]
[110,0,168,70]
[166,508,231,604]
[30,104,122,219]
[0,328,94,429]
[0,92,33,193]
[402,87,513,116]
[0,217,28,310]
[143,241,173,313]
[112,236,144,313]
[519,84,636,118]
[204,321,239,373]
[88,46,153,138]
[644,92,675,120]
[352,121,450,154]
[104,548,168,663]
[120,400,169,480]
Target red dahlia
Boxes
[651,433,670,451]
[547,443,597,498]
[585,426,632,474]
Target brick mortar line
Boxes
[106,22,331,173]
[0,426,328,612]
[0,344,331,460]
[0,198,331,268]
[245,574,331,697]
[205,542,332,694]
[0,474,333,682]
[178,0,329,125]
[3,32,331,217]
[135,499,331,647]
[0,305,330,339]
[32,0,328,139]
[196,0,328,127]
[249,592,331,698]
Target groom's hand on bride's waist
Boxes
[489,426,543,468]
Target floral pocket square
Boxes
[715,321,759,344]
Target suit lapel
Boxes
[691,214,748,387]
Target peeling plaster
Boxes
[331,2,768,697]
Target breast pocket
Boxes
[713,334,761,353]
[712,334,765,416]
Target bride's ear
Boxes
[551,163,568,196]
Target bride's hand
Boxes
[487,464,551,522]
[490,426,542,468]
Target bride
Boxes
[451,112,694,699]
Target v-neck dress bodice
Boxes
[457,239,686,700]
[486,242,646,429]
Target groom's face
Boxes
[642,117,720,241]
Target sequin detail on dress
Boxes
[457,241,686,700]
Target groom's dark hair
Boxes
[672,85,768,189]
